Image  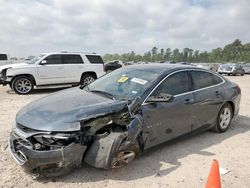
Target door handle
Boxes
[215,91,221,96]
[57,67,64,69]
[185,98,194,104]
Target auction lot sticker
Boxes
[131,77,148,85]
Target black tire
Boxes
[11,76,34,95]
[9,83,13,90]
[106,70,112,74]
[80,74,96,87]
[107,135,140,170]
[214,103,233,133]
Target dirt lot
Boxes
[0,76,250,188]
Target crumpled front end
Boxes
[8,123,87,178]
[8,96,144,177]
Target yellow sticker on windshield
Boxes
[117,76,129,83]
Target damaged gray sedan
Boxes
[8,64,241,177]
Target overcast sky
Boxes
[0,0,249,57]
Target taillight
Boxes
[236,85,241,94]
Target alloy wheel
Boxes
[15,78,32,94]
[111,150,136,169]
[83,76,95,85]
[219,107,232,129]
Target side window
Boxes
[0,54,8,60]
[152,71,190,96]
[86,55,104,64]
[62,55,83,64]
[44,55,62,64]
[190,71,222,90]
[211,74,223,85]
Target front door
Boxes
[37,54,68,85]
[141,71,194,149]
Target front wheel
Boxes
[109,138,140,169]
[11,76,34,94]
[214,103,233,133]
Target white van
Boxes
[0,53,11,66]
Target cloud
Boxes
[0,0,249,57]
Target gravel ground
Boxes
[0,76,250,188]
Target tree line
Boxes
[103,39,250,63]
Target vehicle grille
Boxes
[12,131,33,148]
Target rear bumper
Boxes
[8,132,87,177]
[233,94,241,117]
[218,70,234,74]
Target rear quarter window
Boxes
[0,54,8,60]
[190,71,223,90]
[211,74,223,85]
[86,55,104,64]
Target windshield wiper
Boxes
[90,90,115,100]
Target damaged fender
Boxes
[127,114,143,141]
[84,132,127,169]
[84,114,143,169]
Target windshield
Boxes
[27,54,46,64]
[86,68,163,100]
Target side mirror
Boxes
[128,96,142,115]
[40,60,47,65]
[146,93,174,103]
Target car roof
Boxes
[41,52,101,56]
[125,63,204,74]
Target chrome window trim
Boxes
[142,69,225,105]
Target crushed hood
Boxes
[16,87,128,132]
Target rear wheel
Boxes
[12,76,34,94]
[80,74,96,87]
[106,70,112,74]
[214,103,233,133]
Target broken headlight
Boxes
[33,133,78,148]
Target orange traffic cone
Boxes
[205,159,221,188]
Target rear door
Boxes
[61,54,84,83]
[189,70,225,131]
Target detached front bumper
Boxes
[8,132,87,177]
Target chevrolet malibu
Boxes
[8,64,241,178]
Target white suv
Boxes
[0,52,105,94]
[0,53,11,66]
